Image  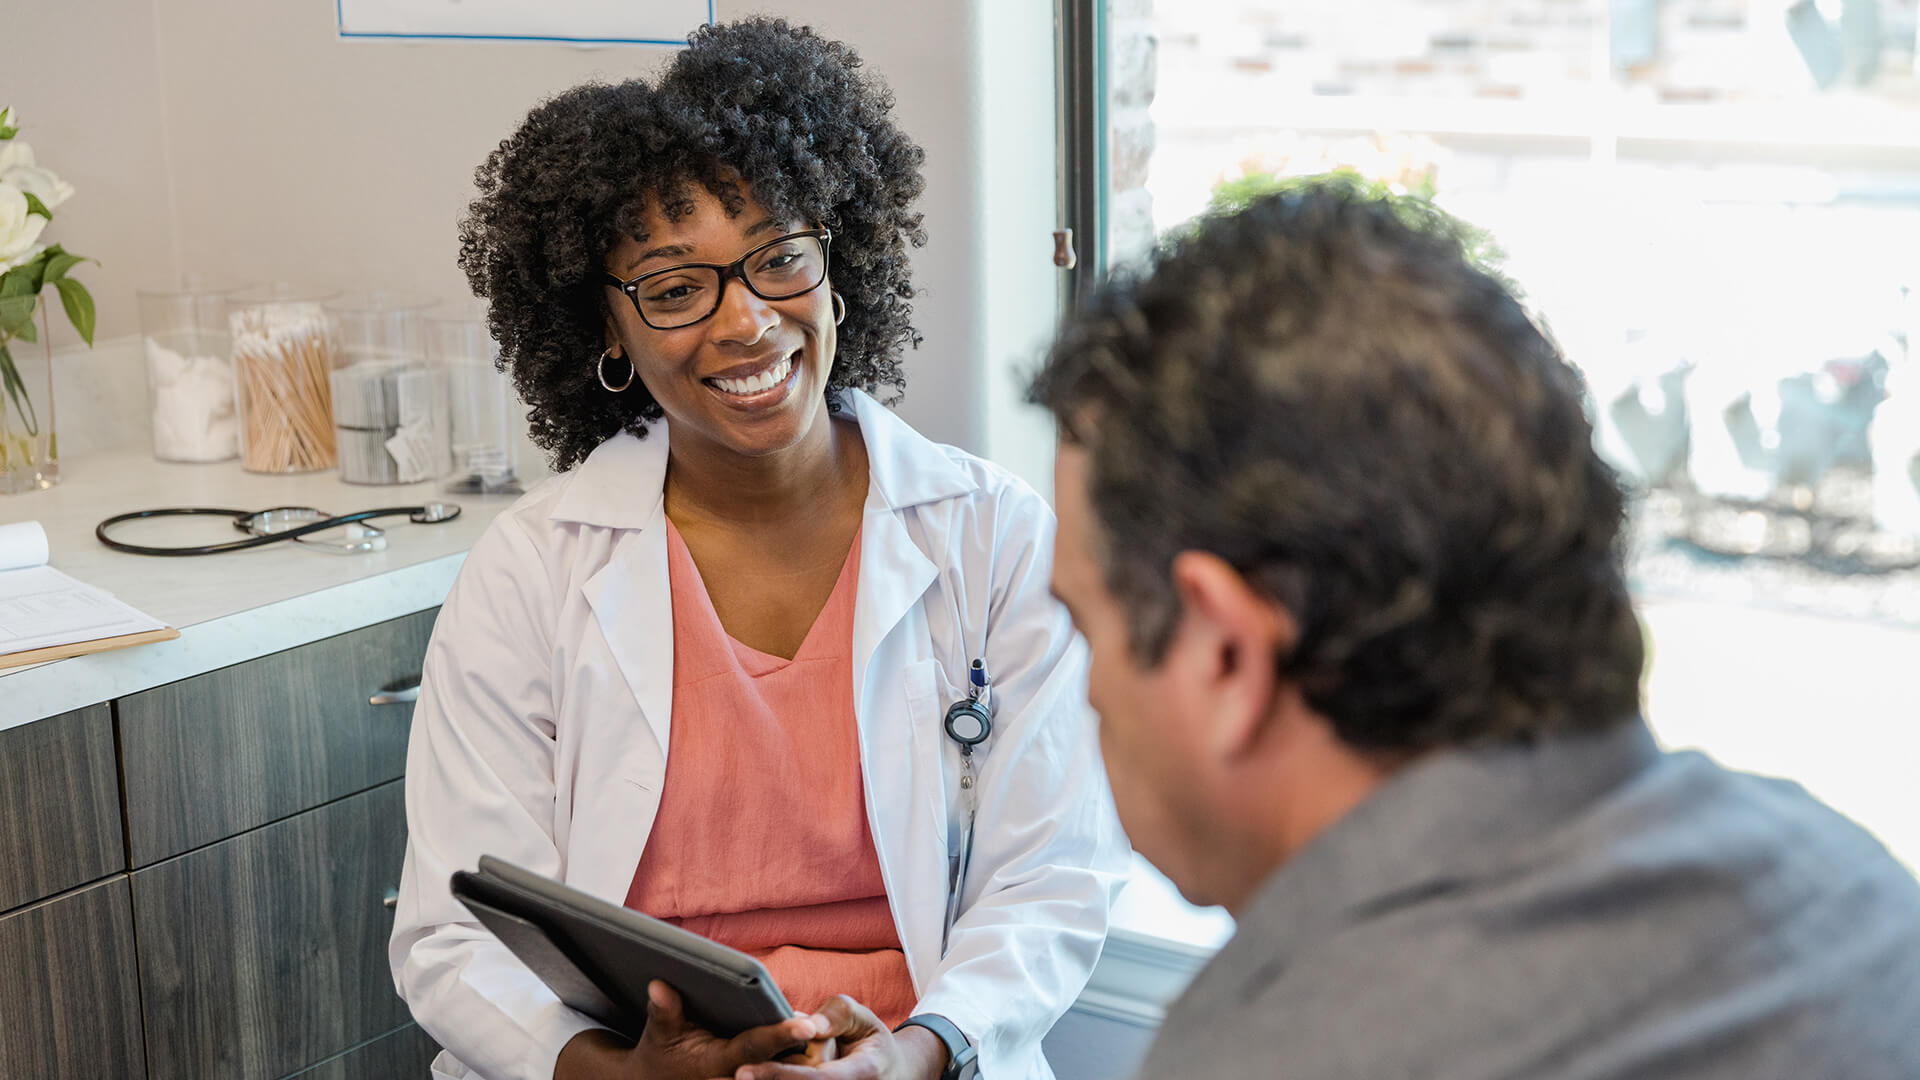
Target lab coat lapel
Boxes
[847,389,974,743]
[853,500,935,703]
[554,429,676,762]
[582,512,674,763]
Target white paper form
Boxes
[0,519,51,571]
[0,521,168,657]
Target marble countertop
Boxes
[1,451,528,729]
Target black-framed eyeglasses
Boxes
[602,227,832,331]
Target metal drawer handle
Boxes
[370,675,422,706]
[383,887,399,910]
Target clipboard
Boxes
[451,855,797,1040]
[0,626,180,670]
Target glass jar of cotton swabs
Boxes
[324,292,450,485]
[229,285,340,473]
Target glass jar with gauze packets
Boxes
[138,279,247,462]
[429,308,523,495]
[229,285,340,473]
[325,293,450,485]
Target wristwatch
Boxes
[895,1013,979,1080]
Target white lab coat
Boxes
[389,390,1130,1080]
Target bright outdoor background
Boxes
[1096,0,1920,945]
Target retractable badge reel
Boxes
[945,659,993,809]
[944,659,993,747]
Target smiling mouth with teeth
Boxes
[708,354,796,396]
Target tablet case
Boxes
[451,854,796,1039]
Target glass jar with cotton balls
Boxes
[137,278,247,463]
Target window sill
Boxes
[1079,856,1234,1027]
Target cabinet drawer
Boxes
[0,877,147,1078]
[132,779,411,1080]
[0,704,123,912]
[285,1023,442,1079]
[120,607,436,865]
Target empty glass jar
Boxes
[430,311,522,495]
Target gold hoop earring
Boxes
[831,291,847,326]
[598,349,634,393]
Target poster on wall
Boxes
[337,0,713,45]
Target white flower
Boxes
[0,182,49,271]
[0,141,72,213]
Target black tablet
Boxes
[451,855,797,1039]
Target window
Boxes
[1066,0,1920,953]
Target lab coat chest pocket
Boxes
[903,658,967,857]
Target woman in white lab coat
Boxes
[389,18,1128,1080]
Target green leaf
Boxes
[9,305,35,343]
[53,277,94,346]
[42,252,86,282]
[21,192,50,220]
[0,293,36,336]
[0,126,16,141]
[0,250,51,295]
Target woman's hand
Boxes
[554,981,833,1080]
[730,996,947,1080]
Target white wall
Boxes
[2,0,177,345]
[7,0,1063,481]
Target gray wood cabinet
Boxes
[0,877,147,1079]
[0,704,123,912]
[285,1024,442,1079]
[1,607,440,1080]
[132,780,414,1080]
[119,607,437,866]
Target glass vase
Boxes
[0,299,58,493]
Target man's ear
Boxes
[1166,551,1299,761]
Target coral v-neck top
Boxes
[624,519,917,1027]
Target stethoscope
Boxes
[942,657,994,944]
[95,503,462,557]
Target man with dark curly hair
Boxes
[389,19,1127,1080]
[1033,177,1920,1079]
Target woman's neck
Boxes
[664,410,863,527]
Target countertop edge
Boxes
[1,552,466,730]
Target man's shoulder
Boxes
[1135,748,1920,1080]
[1605,748,1920,921]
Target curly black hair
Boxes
[458,18,928,471]
[1031,176,1645,751]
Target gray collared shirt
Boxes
[1137,718,1920,1079]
